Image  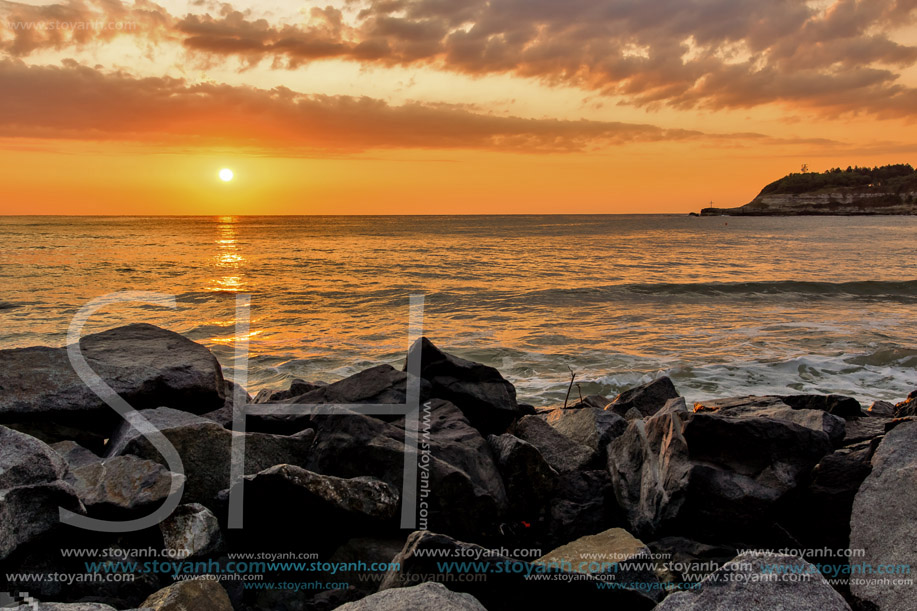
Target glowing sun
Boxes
[219,168,234,182]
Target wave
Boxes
[519,280,917,304]
[0,301,19,311]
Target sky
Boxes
[1,0,917,214]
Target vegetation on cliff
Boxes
[759,164,917,196]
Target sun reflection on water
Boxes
[208,216,246,293]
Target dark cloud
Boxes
[3,0,917,117]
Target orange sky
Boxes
[1,0,917,214]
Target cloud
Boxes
[0,58,836,154]
[3,0,917,117]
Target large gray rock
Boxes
[140,578,232,611]
[780,394,863,420]
[893,390,917,417]
[850,420,917,610]
[337,582,487,611]
[542,407,628,456]
[224,465,399,552]
[309,400,508,541]
[106,407,314,507]
[512,415,596,473]
[0,426,85,560]
[655,552,851,610]
[249,364,431,434]
[159,503,223,558]
[407,337,521,434]
[380,530,654,610]
[52,440,182,514]
[0,324,225,450]
[606,377,679,418]
[608,411,832,543]
[694,396,846,447]
[487,433,557,517]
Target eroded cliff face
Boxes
[701,191,917,216]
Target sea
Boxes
[1,215,915,406]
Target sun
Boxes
[219,168,234,182]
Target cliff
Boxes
[701,164,917,216]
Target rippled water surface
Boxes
[1,215,915,405]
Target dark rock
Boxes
[545,470,618,549]
[655,552,851,610]
[223,465,399,552]
[542,407,627,456]
[781,394,863,420]
[248,364,431,433]
[0,482,85,560]
[106,407,314,508]
[0,324,225,450]
[606,376,680,418]
[693,397,846,447]
[60,450,182,516]
[486,433,557,517]
[407,337,521,434]
[252,378,324,404]
[309,400,508,542]
[34,604,119,610]
[140,579,233,611]
[512,415,596,473]
[336,582,487,611]
[608,411,832,543]
[379,530,655,610]
[159,503,223,558]
[893,393,917,417]
[328,537,407,593]
[657,397,689,416]
[843,415,891,445]
[200,380,249,428]
[785,440,877,558]
[565,394,611,410]
[850,421,917,610]
[647,537,736,586]
[867,401,895,417]
[0,426,85,560]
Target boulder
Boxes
[608,411,832,543]
[106,407,314,507]
[486,434,556,518]
[693,397,846,447]
[140,579,233,611]
[564,394,611,409]
[542,407,628,456]
[336,582,487,611]
[544,470,618,550]
[537,528,662,601]
[0,426,85,560]
[328,537,407,593]
[0,324,225,450]
[407,337,521,434]
[159,503,223,558]
[249,365,431,434]
[780,394,863,420]
[252,378,323,404]
[380,530,655,610]
[844,414,891,445]
[868,401,895,417]
[200,380,249,428]
[893,392,917,417]
[606,377,680,418]
[309,400,508,542]
[647,537,736,586]
[657,397,689,416]
[61,452,182,515]
[223,465,399,552]
[512,415,596,473]
[850,420,917,610]
[654,552,851,610]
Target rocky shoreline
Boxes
[700,192,917,216]
[1,323,915,610]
